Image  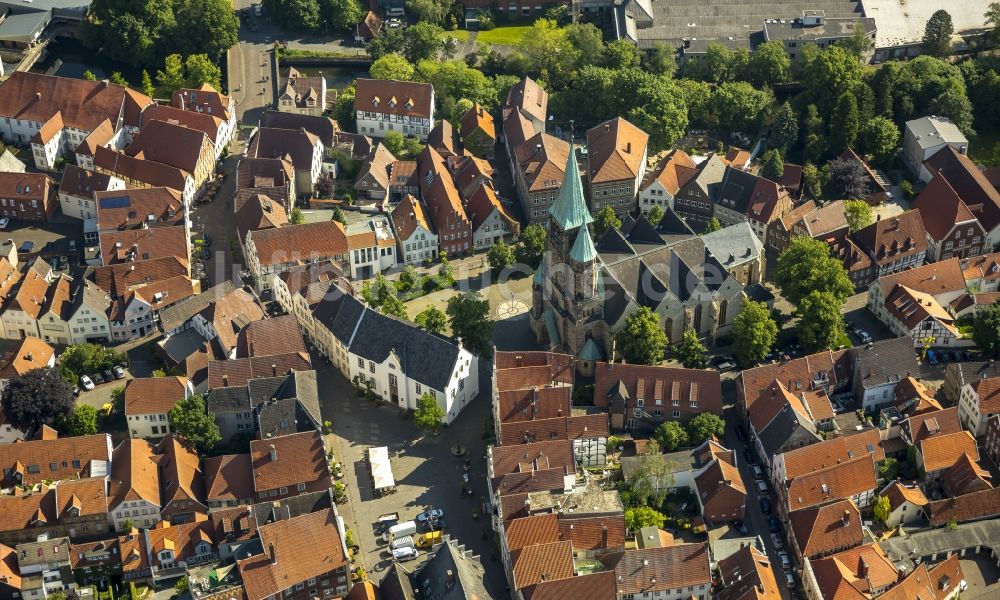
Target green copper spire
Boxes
[548,143,593,231]
[532,257,547,285]
[569,227,597,263]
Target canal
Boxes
[31,39,143,83]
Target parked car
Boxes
[0,217,8,229]
[712,356,736,372]
[80,375,95,391]
[759,497,771,514]
[755,480,769,494]
[778,551,792,570]
[855,329,872,344]
[416,509,444,522]
[733,521,749,535]
[771,532,783,549]
[91,372,105,385]
[751,465,765,480]
[742,447,755,464]
[391,547,419,562]
[735,424,747,440]
[784,572,796,588]
[768,516,781,533]
[103,369,114,382]
[113,365,126,380]
[415,531,442,548]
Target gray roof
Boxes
[701,221,764,268]
[250,490,333,527]
[758,403,819,456]
[850,336,920,390]
[880,519,1000,571]
[206,385,250,413]
[159,281,235,332]
[379,562,416,600]
[311,290,365,346]
[0,11,49,42]
[348,309,463,392]
[906,116,968,150]
[158,327,211,363]
[0,150,26,173]
[15,537,71,568]
[259,111,337,147]
[411,540,493,600]
[257,398,317,438]
[762,17,876,42]
[745,283,774,304]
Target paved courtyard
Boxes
[314,357,507,595]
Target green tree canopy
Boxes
[169,394,221,453]
[414,392,445,431]
[594,205,621,237]
[844,200,874,233]
[625,506,666,530]
[628,449,675,506]
[769,102,799,151]
[59,343,123,383]
[687,413,726,445]
[379,293,408,320]
[446,292,494,356]
[65,405,99,437]
[974,301,1000,355]
[602,39,642,70]
[487,240,516,274]
[2,368,74,432]
[156,53,186,91]
[513,19,579,86]
[654,421,688,451]
[733,300,778,366]
[647,205,665,226]
[760,149,784,181]
[775,237,854,305]
[829,92,860,156]
[923,10,954,56]
[747,41,791,86]
[173,0,239,59]
[415,306,448,335]
[674,329,708,369]
[617,307,668,365]
[803,46,864,113]
[184,54,223,89]
[988,3,1000,46]
[643,43,676,76]
[269,0,322,31]
[402,22,444,63]
[710,81,774,133]
[370,53,415,81]
[703,217,722,234]
[858,117,900,163]
[321,0,364,32]
[516,224,547,268]
[873,495,891,526]
[796,291,847,351]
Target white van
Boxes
[392,546,419,561]
[389,535,414,551]
[382,520,417,542]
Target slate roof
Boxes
[701,221,764,267]
[849,337,920,391]
[347,309,464,392]
[158,281,236,332]
[250,490,333,527]
[547,144,592,230]
[310,287,366,346]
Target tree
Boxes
[844,200,874,233]
[383,131,406,157]
[647,205,665,226]
[184,54,222,89]
[796,291,847,351]
[269,0,322,31]
[703,218,722,234]
[315,175,334,198]
[175,577,189,596]
[110,72,128,86]
[829,92,860,155]
[617,307,668,365]
[760,149,784,181]
[140,70,155,97]
[974,301,1000,355]
[770,102,799,151]
[84,0,176,67]
[747,41,790,86]
[879,457,901,480]
[655,421,689,451]
[775,237,854,305]
[332,207,346,224]
[688,413,726,445]
[858,117,900,163]
[625,506,666,531]
[594,205,621,237]
[403,22,443,63]
[923,10,954,57]
[513,19,579,86]
[370,53,414,81]
[987,3,1000,46]
[59,343,123,383]
[415,306,447,334]
[169,394,221,453]
[487,240,516,274]
[321,0,364,32]
[414,392,445,431]
[827,158,871,200]
[290,208,305,224]
[366,26,405,59]
[173,0,240,59]
[66,405,99,436]
[802,163,827,199]
[397,264,419,293]
[516,224,546,268]
[602,39,642,70]
[565,22,603,66]
[156,54,186,92]
[406,0,449,25]
[733,300,777,366]
[446,292,494,356]
[2,368,74,432]
[379,293,408,320]
[711,81,774,132]
[873,495,891,526]
[803,46,864,113]
[643,43,676,76]
[83,70,97,81]
[839,28,874,59]
[628,448,675,506]
[674,329,708,369]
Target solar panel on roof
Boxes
[99,196,131,209]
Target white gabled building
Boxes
[353,79,435,141]
[346,215,397,279]
[390,194,438,265]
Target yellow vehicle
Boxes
[415,531,442,549]
[101,403,113,416]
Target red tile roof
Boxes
[789,499,863,559]
[124,376,188,415]
[250,431,328,492]
[522,572,617,600]
[925,486,1000,525]
[779,429,883,482]
[920,430,979,473]
[505,513,559,551]
[786,455,877,512]
[354,79,434,118]
[608,544,712,596]
[587,117,649,183]
[556,515,626,550]
[203,454,253,504]
[510,540,574,589]
[0,72,151,133]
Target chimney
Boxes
[268,543,277,564]
[625,142,632,154]
[248,340,255,357]
[34,92,41,101]
[842,509,851,526]
[601,526,609,549]
[269,444,277,461]
[446,569,455,589]
[271,363,277,376]
[222,374,229,387]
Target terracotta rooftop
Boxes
[490,440,575,480]
[811,543,899,600]
[0,335,54,378]
[717,545,781,600]
[511,540,574,589]
[0,433,110,486]
[786,455,877,512]
[235,315,307,359]
[109,438,160,508]
[203,454,253,504]
[925,486,1000,525]
[99,225,189,265]
[95,187,184,231]
[505,77,548,125]
[247,220,347,267]
[556,515,626,551]
[919,430,979,473]
[875,258,966,298]
[206,352,312,390]
[353,79,434,117]
[506,513,559,551]
[124,376,188,416]
[641,149,699,196]
[881,481,929,511]
[250,431,328,492]
[789,499,863,559]
[903,407,962,444]
[521,571,617,600]
[779,429,883,482]
[460,103,496,142]
[143,103,222,142]
[172,83,232,121]
[606,544,711,596]
[587,117,649,184]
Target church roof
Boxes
[548,144,593,231]
[578,338,604,361]
[532,259,546,285]
[570,227,598,263]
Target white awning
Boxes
[368,446,395,490]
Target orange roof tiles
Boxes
[556,515,626,550]
[515,133,569,193]
[608,544,712,596]
[718,546,781,600]
[875,258,966,298]
[391,194,434,240]
[780,429,883,482]
[124,376,188,415]
[506,513,559,551]
[354,79,434,118]
[925,486,1000,525]
[881,481,929,511]
[903,407,962,444]
[235,315,307,359]
[522,571,617,600]
[505,77,548,125]
[511,540,574,589]
[460,103,496,142]
[0,335,54,378]
[109,439,160,508]
[490,440,575,480]
[642,149,699,196]
[206,352,312,390]
[203,454,253,504]
[155,434,205,510]
[786,455,877,512]
[0,433,110,486]
[250,431,328,492]
[587,117,648,184]
[247,220,348,267]
[172,83,232,121]
[919,430,979,473]
[127,119,212,174]
[100,226,189,265]
[789,499,863,559]
[971,376,1000,414]
[811,543,898,600]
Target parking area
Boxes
[314,358,506,595]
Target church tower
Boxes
[546,144,592,264]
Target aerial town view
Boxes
[3,0,1000,598]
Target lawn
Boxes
[969,130,999,166]
[442,30,470,42]
[440,25,530,46]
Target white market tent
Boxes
[368,446,395,490]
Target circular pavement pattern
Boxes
[496,299,528,318]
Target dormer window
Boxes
[371,96,380,108]
[388,97,397,108]
[405,98,414,110]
